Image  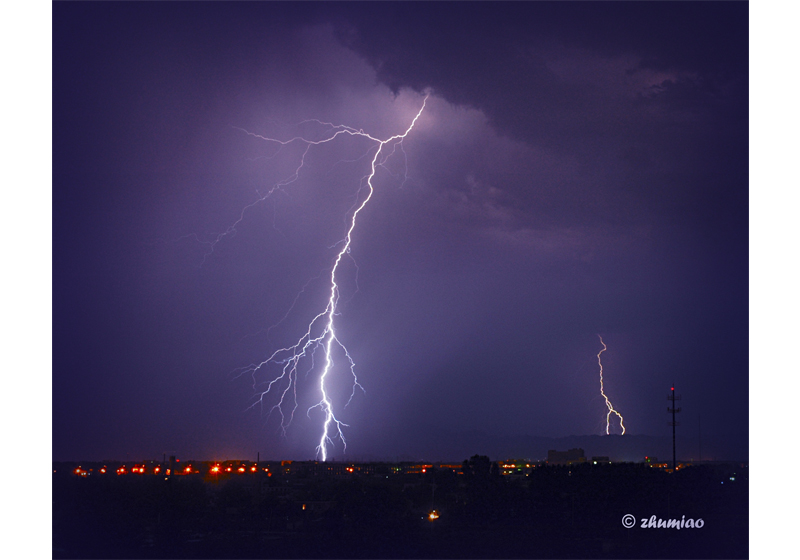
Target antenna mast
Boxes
[667,386,681,471]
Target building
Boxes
[547,448,585,465]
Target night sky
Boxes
[51,2,749,463]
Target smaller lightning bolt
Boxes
[597,334,625,435]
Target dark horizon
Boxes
[53,454,748,559]
[53,431,745,465]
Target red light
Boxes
[671,387,674,391]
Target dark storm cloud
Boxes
[331,2,748,232]
[53,2,748,462]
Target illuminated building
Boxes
[499,461,535,476]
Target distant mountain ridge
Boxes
[351,426,747,463]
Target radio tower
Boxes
[667,386,681,471]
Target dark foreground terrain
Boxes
[53,461,747,559]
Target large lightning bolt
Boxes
[223,96,428,461]
[597,334,626,435]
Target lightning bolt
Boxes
[597,334,626,435]
[223,95,429,461]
